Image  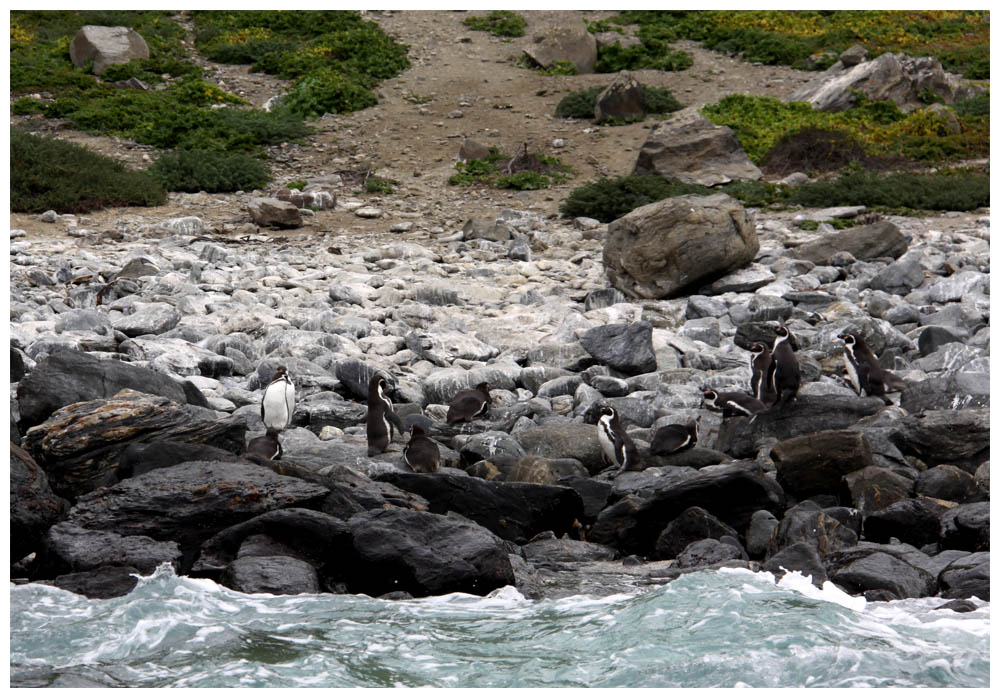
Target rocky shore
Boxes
[10,195,990,604]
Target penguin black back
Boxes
[767,326,800,409]
[246,428,283,461]
[650,421,698,457]
[749,342,776,406]
[596,405,641,472]
[838,331,902,405]
[366,373,403,456]
[403,425,441,473]
[702,389,767,418]
[446,382,492,424]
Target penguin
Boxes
[261,366,295,431]
[595,405,641,472]
[767,325,800,410]
[446,382,492,424]
[749,342,777,406]
[403,425,441,473]
[702,389,768,418]
[366,373,404,456]
[246,428,282,461]
[649,420,698,457]
[838,331,905,405]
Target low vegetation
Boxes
[11,127,167,213]
[560,168,988,223]
[462,10,526,38]
[555,85,683,121]
[147,150,272,193]
[449,147,571,190]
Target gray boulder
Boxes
[33,522,181,578]
[826,548,937,600]
[594,71,645,123]
[791,52,985,113]
[938,552,989,600]
[603,193,758,299]
[788,220,908,264]
[524,18,597,74]
[517,422,606,475]
[111,302,181,337]
[69,25,149,76]
[247,197,303,228]
[633,108,762,186]
[580,321,656,375]
[771,430,873,499]
[222,555,321,595]
[10,443,70,562]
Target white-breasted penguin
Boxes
[649,421,698,457]
[446,382,492,424]
[367,373,404,456]
[838,331,905,405]
[261,366,295,431]
[767,325,800,410]
[595,405,641,472]
[702,389,767,418]
[246,428,283,461]
[749,342,777,406]
[403,425,441,473]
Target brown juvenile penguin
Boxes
[446,382,492,424]
[403,425,441,473]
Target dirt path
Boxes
[7,10,837,240]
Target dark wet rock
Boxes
[517,422,605,475]
[893,409,989,471]
[587,494,645,551]
[716,395,885,460]
[826,547,937,600]
[915,465,988,504]
[938,552,990,600]
[676,538,747,568]
[522,536,619,563]
[33,522,181,579]
[42,565,142,599]
[66,461,330,548]
[862,498,950,548]
[652,506,739,561]
[117,439,244,480]
[761,542,829,586]
[580,321,656,376]
[556,475,612,522]
[24,390,246,500]
[633,109,762,186]
[375,471,584,544]
[767,501,859,558]
[346,508,516,597]
[603,193,758,299]
[938,502,989,552]
[841,466,913,515]
[11,345,27,382]
[788,220,907,265]
[10,442,70,563]
[935,599,979,613]
[16,348,208,430]
[643,447,727,470]
[899,373,989,413]
[771,430,873,499]
[222,555,321,595]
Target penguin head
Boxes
[474,382,492,401]
[597,405,616,421]
[750,342,767,358]
[838,331,857,347]
[774,325,799,351]
[409,424,426,438]
[702,389,719,407]
[272,366,288,381]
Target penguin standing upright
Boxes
[650,420,698,457]
[446,382,492,424]
[838,331,905,405]
[246,428,283,461]
[702,389,767,418]
[366,373,404,456]
[403,425,441,473]
[595,405,641,472]
[749,342,777,406]
[261,366,295,431]
[767,325,800,409]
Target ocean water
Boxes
[9,564,989,688]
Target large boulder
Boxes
[603,193,758,299]
[826,547,937,600]
[892,409,989,471]
[223,556,321,595]
[346,508,516,597]
[32,522,182,579]
[900,373,989,413]
[771,430,873,499]
[788,220,908,264]
[523,18,597,74]
[247,197,303,228]
[517,423,606,475]
[16,348,209,430]
[790,52,985,113]
[633,108,762,186]
[65,461,330,548]
[594,71,645,123]
[69,25,149,76]
[579,321,657,375]
[375,471,584,544]
[10,443,69,563]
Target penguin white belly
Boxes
[262,386,291,430]
[597,422,617,465]
[843,354,862,395]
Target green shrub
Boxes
[463,10,526,37]
[559,175,709,222]
[644,87,683,115]
[11,127,167,213]
[450,148,570,189]
[792,167,989,211]
[147,149,272,193]
[365,176,398,194]
[953,94,989,118]
[283,69,377,118]
[100,57,204,84]
[286,179,307,190]
[12,98,46,115]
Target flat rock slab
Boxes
[788,220,907,264]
